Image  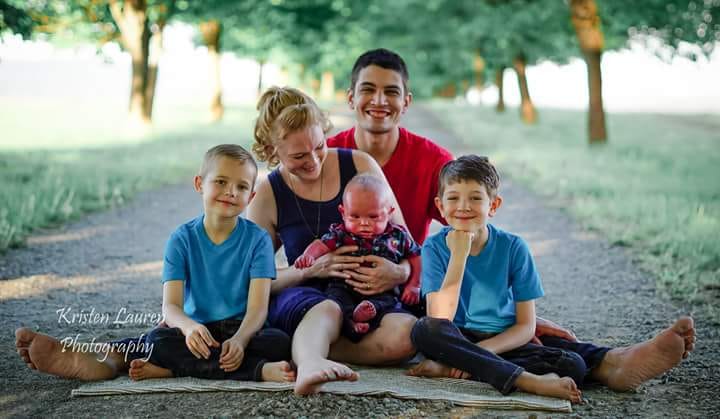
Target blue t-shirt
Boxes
[162,215,276,324]
[421,224,544,333]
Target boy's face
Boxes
[339,185,394,239]
[348,65,411,136]
[194,156,256,220]
[435,180,502,234]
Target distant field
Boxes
[429,101,720,313]
[0,101,256,250]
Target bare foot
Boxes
[261,361,296,383]
[406,359,470,379]
[128,359,172,381]
[517,373,583,404]
[15,328,36,370]
[15,327,120,381]
[294,359,358,395]
[351,321,370,335]
[593,316,692,391]
[352,300,377,323]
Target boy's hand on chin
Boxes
[446,230,474,257]
[219,337,245,372]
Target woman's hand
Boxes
[344,255,410,295]
[183,323,220,359]
[299,245,362,279]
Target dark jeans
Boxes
[326,281,398,342]
[146,320,291,381]
[411,317,611,394]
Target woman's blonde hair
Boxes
[252,86,333,168]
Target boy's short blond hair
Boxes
[199,144,258,185]
[438,155,500,198]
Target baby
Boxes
[295,174,421,342]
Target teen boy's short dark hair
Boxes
[200,144,259,184]
[438,155,500,199]
[350,48,410,92]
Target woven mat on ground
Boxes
[72,367,571,412]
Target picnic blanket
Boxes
[72,367,571,412]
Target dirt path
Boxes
[1,106,718,418]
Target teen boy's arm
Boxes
[426,230,474,320]
[220,277,272,372]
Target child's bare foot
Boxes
[15,327,121,381]
[261,361,296,383]
[128,359,172,381]
[407,359,470,379]
[517,373,583,404]
[16,328,37,370]
[351,321,370,335]
[294,359,358,395]
[593,316,692,391]
[352,300,377,323]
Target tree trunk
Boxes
[570,0,607,143]
[109,0,151,127]
[320,71,335,101]
[257,60,265,97]
[513,54,537,124]
[144,23,164,121]
[473,51,485,89]
[199,20,224,122]
[495,67,505,112]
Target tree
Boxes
[199,19,223,121]
[570,0,607,143]
[0,0,35,39]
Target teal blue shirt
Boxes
[421,224,544,333]
[162,215,276,323]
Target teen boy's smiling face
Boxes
[348,65,411,135]
[435,180,501,234]
[194,156,256,220]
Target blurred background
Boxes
[1,0,718,316]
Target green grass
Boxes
[428,101,720,315]
[0,101,256,251]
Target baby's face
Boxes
[340,186,393,239]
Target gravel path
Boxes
[1,106,718,418]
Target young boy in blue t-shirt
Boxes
[408,155,695,402]
[128,144,294,383]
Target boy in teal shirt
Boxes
[409,155,694,402]
[128,144,294,383]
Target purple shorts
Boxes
[268,285,411,336]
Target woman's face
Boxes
[275,124,327,181]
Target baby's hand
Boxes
[400,286,420,305]
[294,254,315,269]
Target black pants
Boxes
[411,317,611,394]
[146,319,291,381]
[326,281,398,342]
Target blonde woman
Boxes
[248,87,417,395]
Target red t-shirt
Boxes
[327,127,453,244]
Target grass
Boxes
[0,100,256,251]
[428,101,720,316]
